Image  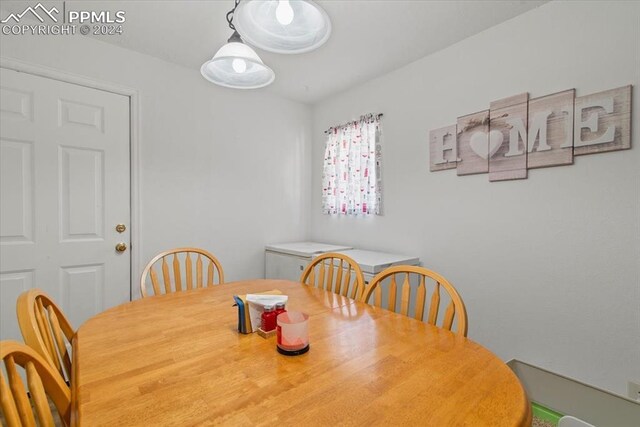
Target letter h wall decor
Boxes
[429,85,632,181]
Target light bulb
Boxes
[275,0,294,25]
[232,58,247,73]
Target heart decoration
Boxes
[469,130,504,160]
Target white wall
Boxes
[1,30,312,296]
[310,1,640,395]
[2,0,638,398]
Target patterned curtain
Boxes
[322,114,382,216]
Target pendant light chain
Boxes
[226,0,241,31]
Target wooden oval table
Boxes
[72,279,531,426]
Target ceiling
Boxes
[2,0,548,104]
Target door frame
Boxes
[1,56,141,301]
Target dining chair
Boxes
[300,252,365,300]
[17,289,75,384]
[0,340,71,427]
[140,247,225,297]
[361,265,468,336]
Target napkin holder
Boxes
[233,290,287,334]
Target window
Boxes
[321,114,382,216]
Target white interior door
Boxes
[0,67,131,341]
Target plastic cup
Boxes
[276,311,309,356]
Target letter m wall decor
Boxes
[488,93,529,181]
[429,85,632,182]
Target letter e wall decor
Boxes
[573,85,631,155]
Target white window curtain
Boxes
[322,114,382,216]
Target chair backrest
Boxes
[140,247,225,297]
[16,290,75,383]
[1,340,71,427]
[361,265,468,337]
[300,252,365,300]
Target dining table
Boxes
[71,279,531,426]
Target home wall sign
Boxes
[429,85,632,181]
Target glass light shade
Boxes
[234,0,331,54]
[200,42,275,89]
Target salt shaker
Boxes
[261,305,277,331]
[275,302,287,319]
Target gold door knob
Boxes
[115,243,127,252]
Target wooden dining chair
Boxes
[16,290,75,384]
[0,340,71,427]
[361,265,468,337]
[140,247,225,297]
[300,252,365,300]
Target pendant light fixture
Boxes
[201,0,275,89]
[233,0,331,54]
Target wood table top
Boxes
[72,279,531,426]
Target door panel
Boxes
[0,270,35,341]
[0,138,34,243]
[60,264,105,327]
[0,68,131,341]
[59,146,104,241]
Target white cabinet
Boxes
[264,242,352,281]
[265,243,420,286]
[265,251,310,282]
[333,249,420,313]
[334,249,420,283]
